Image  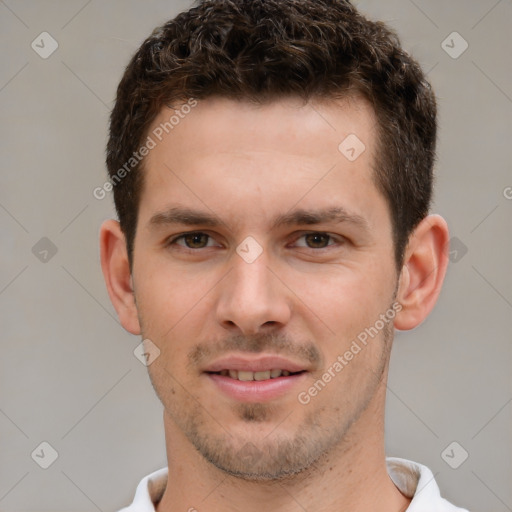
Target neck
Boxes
[156,383,410,512]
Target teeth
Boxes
[218,369,297,380]
[254,370,271,381]
[237,371,254,382]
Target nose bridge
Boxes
[216,246,290,332]
[233,251,272,297]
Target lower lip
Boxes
[205,372,307,402]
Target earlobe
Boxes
[394,215,450,331]
[99,220,141,335]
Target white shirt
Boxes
[118,457,469,511]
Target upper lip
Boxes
[203,355,308,373]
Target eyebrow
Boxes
[149,206,370,232]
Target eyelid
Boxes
[166,230,345,250]
[290,231,345,249]
[167,231,223,248]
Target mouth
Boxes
[206,369,306,381]
[202,356,309,402]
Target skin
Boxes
[101,95,449,512]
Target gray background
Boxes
[1,0,511,511]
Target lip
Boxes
[205,372,308,402]
[203,355,308,373]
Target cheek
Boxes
[303,267,390,341]
[134,258,207,333]
[134,263,219,373]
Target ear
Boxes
[100,220,141,335]
[394,214,450,331]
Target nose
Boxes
[215,250,291,335]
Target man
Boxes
[100,0,468,510]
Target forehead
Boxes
[138,95,388,234]
[146,95,376,165]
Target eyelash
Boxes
[166,231,344,253]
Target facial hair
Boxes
[146,320,394,482]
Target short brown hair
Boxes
[106,0,437,269]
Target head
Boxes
[101,0,449,481]
[106,0,438,271]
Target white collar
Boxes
[119,457,468,511]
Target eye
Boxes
[169,232,219,250]
[292,232,340,249]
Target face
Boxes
[131,96,399,480]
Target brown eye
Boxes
[183,233,209,248]
[171,232,213,249]
[303,233,332,249]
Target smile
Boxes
[205,370,308,402]
[208,369,305,381]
